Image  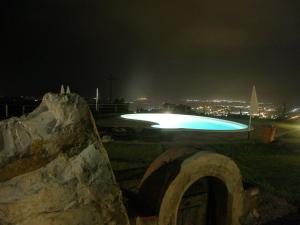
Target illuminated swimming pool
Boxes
[121,113,248,131]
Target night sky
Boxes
[1,0,300,104]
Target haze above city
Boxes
[1,0,300,104]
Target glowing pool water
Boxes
[121,113,248,131]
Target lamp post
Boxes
[96,88,99,112]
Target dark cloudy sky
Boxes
[1,0,300,103]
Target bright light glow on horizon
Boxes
[136,97,148,101]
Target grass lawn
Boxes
[211,142,300,203]
[104,141,300,203]
[104,142,164,171]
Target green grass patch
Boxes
[211,142,300,202]
[104,141,300,202]
[104,142,164,171]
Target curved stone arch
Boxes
[158,151,244,225]
[139,147,197,188]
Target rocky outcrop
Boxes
[0,93,129,225]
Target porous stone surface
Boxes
[0,93,129,225]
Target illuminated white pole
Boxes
[66,85,71,94]
[60,84,65,94]
[248,85,259,139]
[96,88,99,112]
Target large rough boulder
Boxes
[0,93,129,225]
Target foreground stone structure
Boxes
[159,151,244,225]
[137,148,244,225]
[0,93,129,225]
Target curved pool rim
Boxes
[120,113,249,132]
